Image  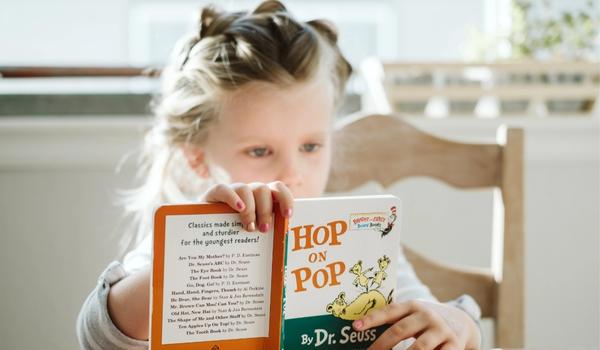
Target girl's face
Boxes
[191,77,335,198]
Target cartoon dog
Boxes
[326,289,394,321]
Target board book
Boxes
[150,195,401,349]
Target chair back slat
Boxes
[326,114,503,192]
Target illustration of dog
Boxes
[326,289,394,321]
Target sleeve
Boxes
[122,235,153,275]
[76,261,149,350]
[445,295,484,349]
[395,245,438,302]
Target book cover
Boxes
[150,195,401,350]
[282,195,400,349]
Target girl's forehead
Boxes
[216,79,335,139]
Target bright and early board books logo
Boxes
[350,206,397,237]
[284,205,399,349]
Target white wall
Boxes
[0,115,597,349]
[0,0,131,65]
[0,118,146,349]
[0,0,489,65]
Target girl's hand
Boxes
[353,299,481,350]
[201,181,294,233]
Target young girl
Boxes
[77,2,482,349]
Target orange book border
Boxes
[150,203,286,350]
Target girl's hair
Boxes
[117,0,352,252]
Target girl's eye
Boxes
[300,143,321,153]
[246,147,272,158]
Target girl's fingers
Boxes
[251,183,273,233]
[204,181,293,233]
[406,329,449,350]
[268,181,294,218]
[203,184,244,212]
[232,184,256,232]
[365,313,429,350]
[354,301,414,331]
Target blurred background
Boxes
[0,0,598,349]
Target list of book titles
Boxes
[161,213,273,344]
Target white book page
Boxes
[160,213,273,344]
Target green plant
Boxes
[510,0,600,59]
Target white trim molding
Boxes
[0,116,150,170]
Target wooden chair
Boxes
[325,113,524,348]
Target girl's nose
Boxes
[278,157,303,191]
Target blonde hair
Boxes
[118,0,352,252]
